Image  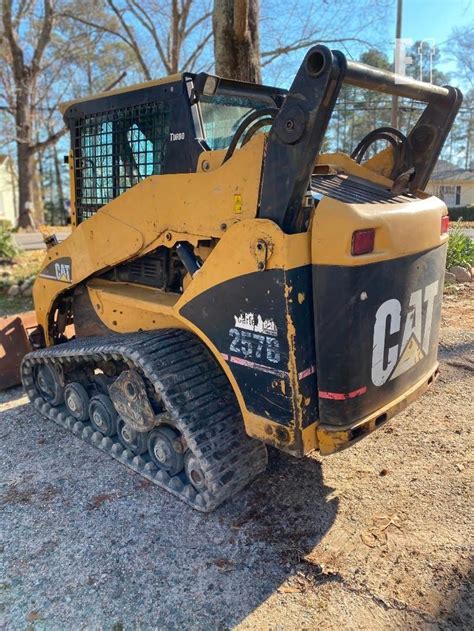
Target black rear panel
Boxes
[180,267,318,428]
[312,245,446,426]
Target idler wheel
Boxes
[34,364,64,406]
[64,382,90,421]
[148,426,184,476]
[89,394,118,437]
[184,450,207,493]
[117,418,148,455]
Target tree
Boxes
[446,24,473,169]
[1,0,63,228]
[449,24,474,90]
[212,0,392,85]
[0,0,132,228]
[213,0,261,82]
[63,0,213,80]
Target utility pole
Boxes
[391,0,403,128]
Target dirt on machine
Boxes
[6,45,462,510]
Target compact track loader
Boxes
[19,46,462,511]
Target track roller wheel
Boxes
[34,364,64,406]
[147,426,184,476]
[92,374,111,396]
[184,450,208,493]
[117,418,148,455]
[64,382,90,421]
[89,394,118,437]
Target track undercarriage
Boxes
[21,330,267,511]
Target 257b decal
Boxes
[229,328,281,364]
[227,311,281,366]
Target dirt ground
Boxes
[0,287,472,630]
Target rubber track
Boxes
[20,330,268,512]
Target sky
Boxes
[402,0,472,46]
[401,0,472,80]
[260,0,473,91]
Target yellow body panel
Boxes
[34,134,266,340]
[311,195,448,267]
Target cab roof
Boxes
[59,74,182,114]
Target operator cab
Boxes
[62,73,285,225]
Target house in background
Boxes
[0,155,18,226]
[426,159,474,208]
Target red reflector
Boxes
[441,215,449,234]
[351,229,375,255]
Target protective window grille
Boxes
[74,101,170,223]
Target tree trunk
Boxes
[15,87,38,229]
[170,0,180,73]
[16,145,36,230]
[53,143,66,224]
[32,154,44,226]
[213,0,261,83]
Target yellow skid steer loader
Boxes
[18,46,462,510]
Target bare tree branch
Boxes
[261,37,373,67]
[32,126,68,153]
[103,70,127,91]
[126,0,171,73]
[183,9,211,39]
[31,0,54,74]
[2,0,25,81]
[181,31,213,70]
[59,12,131,46]
[106,0,152,79]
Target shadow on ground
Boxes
[0,396,338,628]
[436,564,473,630]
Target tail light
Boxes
[351,229,375,255]
[441,215,449,234]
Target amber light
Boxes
[351,229,375,255]
[441,215,449,234]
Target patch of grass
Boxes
[0,225,18,259]
[447,224,474,270]
[9,250,44,284]
[0,294,34,316]
[449,221,474,229]
[0,249,44,285]
[0,251,43,316]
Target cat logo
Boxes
[54,263,71,282]
[371,280,439,387]
[39,257,72,284]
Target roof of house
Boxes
[0,155,10,166]
[430,159,474,181]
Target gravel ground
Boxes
[0,288,472,630]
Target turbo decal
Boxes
[371,280,439,387]
[39,257,72,283]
